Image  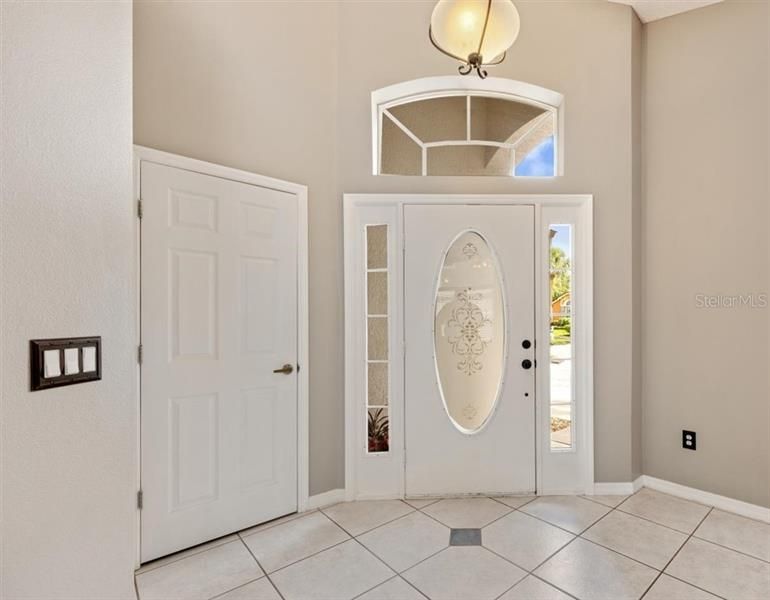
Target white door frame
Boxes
[133,146,309,566]
[343,194,594,501]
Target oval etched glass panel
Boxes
[434,231,505,434]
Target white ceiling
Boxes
[608,0,724,23]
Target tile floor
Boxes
[135,488,770,600]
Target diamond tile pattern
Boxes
[135,488,770,600]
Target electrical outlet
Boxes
[682,430,696,450]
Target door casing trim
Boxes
[343,194,594,501]
[133,146,309,567]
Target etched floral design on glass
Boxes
[434,231,505,434]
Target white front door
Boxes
[404,205,535,496]
[140,161,298,562]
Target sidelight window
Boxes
[549,224,574,450]
[366,225,390,453]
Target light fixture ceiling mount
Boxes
[429,0,521,79]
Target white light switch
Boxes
[82,346,97,373]
[64,348,80,375]
[43,350,62,378]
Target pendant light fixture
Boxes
[429,0,521,78]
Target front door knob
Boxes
[273,363,294,375]
[521,359,533,370]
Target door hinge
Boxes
[137,490,143,510]
[137,199,143,219]
[138,344,143,365]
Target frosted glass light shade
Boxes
[430,0,520,76]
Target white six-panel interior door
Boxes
[140,158,302,562]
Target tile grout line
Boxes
[574,504,691,572]
[638,507,728,600]
[513,495,668,596]
[237,511,354,577]
[235,532,287,600]
[135,534,239,575]
[416,497,583,599]
[579,495,629,509]
[661,572,729,600]
[141,490,764,600]
[208,576,263,600]
[614,505,706,535]
[307,503,423,595]
[320,501,416,537]
[690,533,770,564]
[349,574,400,600]
[515,503,605,537]
[136,511,316,577]
[255,535,353,578]
[238,509,316,538]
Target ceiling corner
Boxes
[607,0,724,24]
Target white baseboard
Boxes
[593,476,769,523]
[641,475,770,523]
[306,488,346,510]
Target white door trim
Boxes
[133,146,309,566]
[343,194,594,501]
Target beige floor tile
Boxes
[492,495,537,509]
[136,540,263,600]
[356,576,427,600]
[582,494,629,508]
[270,539,394,600]
[498,575,573,600]
[241,511,349,573]
[482,511,574,571]
[618,489,710,533]
[521,496,610,534]
[238,511,311,538]
[404,498,441,509]
[136,534,240,575]
[358,511,449,572]
[403,547,526,600]
[642,574,720,600]
[582,510,687,569]
[214,577,282,600]
[665,537,770,599]
[694,509,770,562]
[535,538,658,600]
[421,497,512,529]
[322,500,414,536]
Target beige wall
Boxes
[134,0,643,492]
[0,2,137,597]
[133,0,341,495]
[643,0,770,506]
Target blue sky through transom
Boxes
[515,135,555,177]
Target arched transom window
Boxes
[371,76,564,177]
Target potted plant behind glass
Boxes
[367,408,389,452]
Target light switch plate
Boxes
[30,337,101,391]
[43,350,62,378]
[82,346,97,373]
[64,348,80,375]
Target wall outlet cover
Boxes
[682,430,697,450]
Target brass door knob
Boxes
[272,363,294,375]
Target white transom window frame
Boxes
[344,194,594,501]
[371,76,566,177]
